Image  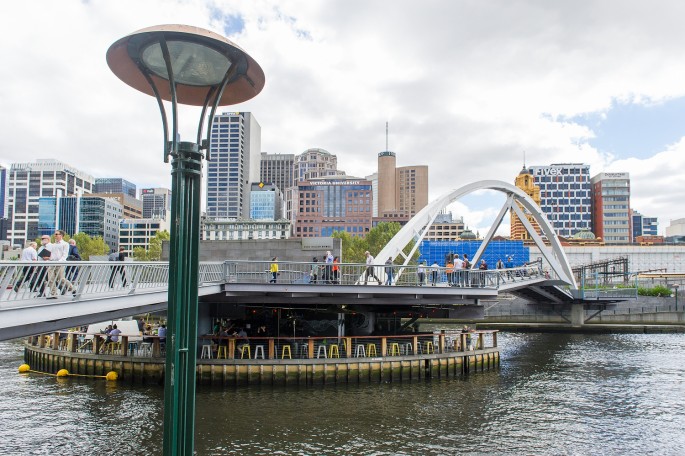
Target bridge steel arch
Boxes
[374,180,577,288]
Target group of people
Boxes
[416,254,500,287]
[14,230,81,298]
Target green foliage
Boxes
[637,285,674,297]
[71,232,108,260]
[132,230,170,261]
[332,222,410,263]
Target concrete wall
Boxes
[162,237,342,263]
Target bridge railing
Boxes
[223,260,543,288]
[0,261,225,305]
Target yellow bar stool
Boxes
[281,345,292,359]
[366,343,377,357]
[389,342,400,356]
[328,344,340,358]
[217,346,228,359]
[240,345,251,359]
[424,341,434,354]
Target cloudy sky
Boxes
[2,0,685,235]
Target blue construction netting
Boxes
[418,240,530,268]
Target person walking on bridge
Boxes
[364,251,382,285]
[269,257,279,283]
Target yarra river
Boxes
[1,332,684,455]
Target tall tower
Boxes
[511,166,541,240]
[377,122,397,215]
[591,172,631,244]
[207,112,261,219]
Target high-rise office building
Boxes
[0,165,8,219]
[38,195,123,251]
[89,192,143,219]
[511,166,542,241]
[527,163,592,238]
[94,178,137,198]
[293,177,373,238]
[249,183,283,220]
[260,153,294,195]
[591,172,631,244]
[119,217,170,256]
[207,112,261,219]
[141,188,171,220]
[377,150,428,220]
[7,159,94,246]
[632,210,658,240]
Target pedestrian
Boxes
[453,254,464,287]
[109,247,128,287]
[269,257,279,283]
[324,250,334,284]
[384,257,394,285]
[479,259,488,287]
[446,259,454,286]
[310,257,319,284]
[46,230,76,299]
[66,238,81,283]
[417,260,426,286]
[14,241,38,293]
[332,256,340,284]
[364,251,382,285]
[463,254,471,287]
[431,260,440,286]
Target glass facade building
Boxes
[140,188,171,220]
[94,178,137,198]
[249,183,283,220]
[294,178,373,237]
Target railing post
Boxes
[52,332,60,350]
[268,338,275,359]
[478,333,484,350]
[381,337,388,357]
[122,336,129,356]
[439,332,446,354]
[412,336,419,355]
[307,338,315,359]
[492,331,498,348]
[460,333,467,352]
[345,337,352,358]
[228,339,236,359]
[69,333,78,353]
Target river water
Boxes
[1,332,684,455]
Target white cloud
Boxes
[2,0,685,233]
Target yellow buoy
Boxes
[18,364,30,373]
[56,369,69,377]
[105,371,118,381]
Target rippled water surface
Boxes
[1,332,685,455]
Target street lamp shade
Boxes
[107,24,264,106]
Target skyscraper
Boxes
[0,164,8,219]
[141,188,171,220]
[207,112,261,219]
[632,210,658,240]
[260,152,294,195]
[294,148,344,182]
[527,163,592,238]
[7,159,94,245]
[591,172,631,244]
[376,152,428,219]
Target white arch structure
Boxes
[375,180,577,288]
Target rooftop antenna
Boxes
[523,150,526,168]
[386,121,389,151]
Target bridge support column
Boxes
[570,303,585,326]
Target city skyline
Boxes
[2,1,685,235]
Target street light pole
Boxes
[107,25,264,455]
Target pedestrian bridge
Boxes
[0,259,585,341]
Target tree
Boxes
[133,230,170,261]
[333,222,404,263]
[70,233,108,260]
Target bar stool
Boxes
[424,341,434,354]
[281,345,292,359]
[354,345,366,357]
[328,344,339,358]
[389,342,400,356]
[138,342,152,356]
[316,345,328,358]
[402,343,413,355]
[254,345,265,359]
[240,345,251,359]
[366,343,377,357]
[217,346,228,359]
[200,344,212,359]
[299,344,309,358]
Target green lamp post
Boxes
[107,25,264,455]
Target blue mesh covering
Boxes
[418,240,530,268]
